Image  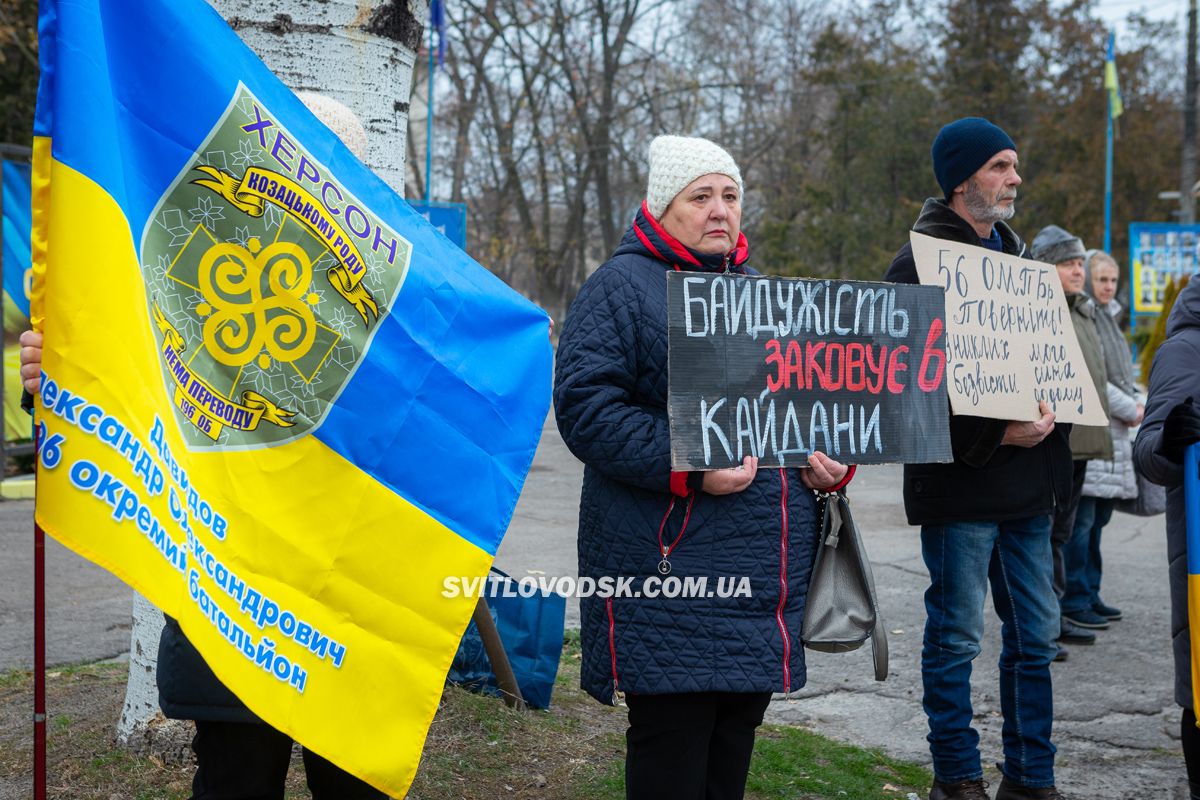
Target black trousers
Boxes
[190,720,387,800]
[1183,708,1200,798]
[1051,459,1088,600]
[624,691,772,800]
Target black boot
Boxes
[1184,708,1200,796]
[1057,619,1095,645]
[995,776,1066,799]
[929,778,989,800]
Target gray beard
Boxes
[963,179,1016,225]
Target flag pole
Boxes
[423,10,435,204]
[1104,31,1116,254]
[33,420,46,800]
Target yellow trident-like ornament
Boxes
[197,238,317,370]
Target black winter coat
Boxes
[1133,277,1200,710]
[158,617,261,723]
[554,205,820,705]
[885,198,1073,525]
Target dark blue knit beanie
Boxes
[932,117,1017,198]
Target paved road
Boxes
[0,500,132,669]
[773,465,1185,800]
[0,414,1188,797]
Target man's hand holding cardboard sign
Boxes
[909,231,1107,425]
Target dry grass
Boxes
[0,638,626,800]
[0,635,928,800]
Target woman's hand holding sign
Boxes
[801,452,851,491]
[702,455,759,495]
[703,453,850,495]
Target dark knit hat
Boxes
[1031,225,1087,265]
[931,117,1017,198]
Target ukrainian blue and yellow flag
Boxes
[1105,32,1123,121]
[32,0,550,794]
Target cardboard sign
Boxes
[910,232,1107,425]
[667,272,953,470]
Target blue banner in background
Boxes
[1129,222,1200,315]
[2,160,31,319]
[409,200,467,249]
[2,158,32,441]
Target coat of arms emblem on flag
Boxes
[143,85,410,448]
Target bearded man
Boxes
[885,118,1075,800]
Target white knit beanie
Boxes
[645,135,743,220]
[297,91,369,160]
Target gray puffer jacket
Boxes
[1066,292,1114,461]
[1082,298,1140,500]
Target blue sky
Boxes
[1095,0,1185,36]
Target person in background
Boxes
[1029,226,1113,653]
[554,134,852,800]
[885,117,1073,800]
[1063,250,1142,631]
[1132,276,1200,800]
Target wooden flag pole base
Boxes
[34,519,45,800]
[472,597,525,711]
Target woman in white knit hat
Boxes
[553,135,853,799]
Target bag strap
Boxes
[833,492,889,682]
[870,605,889,681]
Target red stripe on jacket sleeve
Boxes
[829,464,857,493]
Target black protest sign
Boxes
[666,272,953,470]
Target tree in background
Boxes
[772,0,938,280]
[1001,3,1182,281]
[412,0,1185,314]
[0,0,36,148]
[1100,13,1185,274]
[939,0,1036,128]
[2,0,1188,337]
[1017,0,1112,242]
[425,0,664,318]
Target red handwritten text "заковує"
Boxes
[762,319,946,396]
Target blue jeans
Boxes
[1062,496,1116,615]
[921,516,1059,788]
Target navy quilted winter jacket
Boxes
[554,206,820,705]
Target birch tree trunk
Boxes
[115,0,424,753]
[212,0,422,194]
